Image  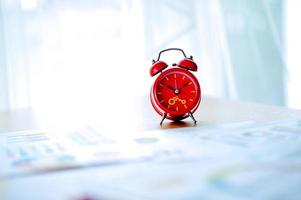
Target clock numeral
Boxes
[165,77,169,80]
[189,99,193,102]
[160,99,165,103]
[184,105,187,109]
[174,74,177,79]
[176,107,179,111]
[182,76,186,80]
[191,91,196,93]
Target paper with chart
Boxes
[1,119,301,200]
[116,118,301,200]
[0,125,199,178]
[0,127,154,178]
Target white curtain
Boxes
[0,0,297,113]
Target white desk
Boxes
[1,96,301,131]
[1,96,301,200]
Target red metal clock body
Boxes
[150,48,201,125]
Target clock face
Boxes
[152,68,201,117]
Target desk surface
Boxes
[1,96,301,200]
[1,96,301,131]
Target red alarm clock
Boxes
[150,48,201,125]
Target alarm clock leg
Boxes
[160,113,167,126]
[189,112,197,124]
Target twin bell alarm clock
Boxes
[150,48,201,125]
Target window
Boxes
[0,0,300,113]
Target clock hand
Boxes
[161,83,175,91]
[180,81,191,90]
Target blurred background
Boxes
[0,0,300,116]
